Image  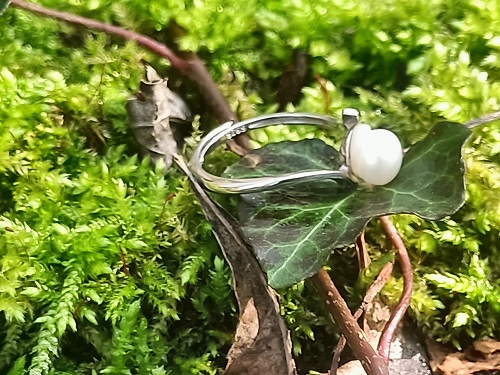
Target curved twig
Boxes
[10,0,251,154]
[311,269,389,375]
[330,261,394,374]
[377,216,413,361]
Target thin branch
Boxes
[72,297,90,318]
[377,216,413,361]
[356,232,370,272]
[313,73,331,114]
[10,0,251,154]
[330,261,394,374]
[464,111,500,129]
[118,247,130,276]
[355,232,370,346]
[10,0,187,68]
[311,268,389,375]
[356,262,395,327]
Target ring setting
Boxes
[189,109,404,194]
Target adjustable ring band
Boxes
[189,112,351,194]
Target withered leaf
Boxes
[127,66,296,374]
[428,339,500,375]
[174,156,297,375]
[127,64,192,169]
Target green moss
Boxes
[0,0,499,373]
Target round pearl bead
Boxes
[347,124,403,186]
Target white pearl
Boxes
[347,124,403,185]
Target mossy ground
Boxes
[0,1,499,374]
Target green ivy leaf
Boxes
[225,122,472,288]
[0,0,11,16]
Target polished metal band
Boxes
[189,112,353,194]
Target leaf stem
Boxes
[9,0,251,154]
[377,216,413,360]
[310,268,389,375]
[464,111,500,129]
[330,261,394,374]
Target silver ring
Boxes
[189,111,358,194]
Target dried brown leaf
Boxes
[472,339,500,357]
[174,156,297,375]
[128,66,296,374]
[428,339,500,375]
[127,65,191,169]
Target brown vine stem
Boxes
[311,269,389,375]
[10,0,251,154]
[329,108,500,366]
[330,261,394,374]
[377,216,413,361]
